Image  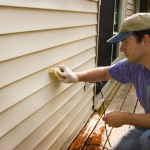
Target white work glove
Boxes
[57,65,79,83]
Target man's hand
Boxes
[57,65,79,83]
[102,111,128,127]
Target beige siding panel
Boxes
[74,57,96,72]
[50,100,93,150]
[0,25,97,62]
[0,36,96,88]
[14,59,95,150]
[126,15,131,18]
[0,1,98,150]
[0,6,97,34]
[127,0,136,5]
[61,106,93,150]
[0,47,96,113]
[0,0,98,13]
[0,58,95,139]
[1,85,94,150]
[0,81,70,138]
[34,90,93,150]
[126,0,135,17]
[127,3,136,10]
[49,100,93,150]
[126,9,135,16]
[13,83,90,150]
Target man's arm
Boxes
[76,67,113,82]
[102,111,150,128]
[57,65,113,83]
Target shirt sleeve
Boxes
[108,59,133,84]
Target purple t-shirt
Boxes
[108,59,150,113]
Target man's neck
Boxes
[142,51,150,71]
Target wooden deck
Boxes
[67,81,145,150]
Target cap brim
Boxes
[107,31,132,43]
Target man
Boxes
[57,13,150,150]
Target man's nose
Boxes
[120,44,125,52]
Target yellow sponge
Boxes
[48,67,62,78]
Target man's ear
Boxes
[143,34,150,47]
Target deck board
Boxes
[105,83,138,148]
[68,117,99,150]
[135,101,145,114]
[104,125,129,149]
[86,120,105,145]
[83,82,121,147]
[82,145,104,150]
[121,83,138,113]
[102,83,132,149]
[68,81,120,150]
[106,83,132,113]
[68,81,145,150]
[85,83,129,147]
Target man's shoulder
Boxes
[118,59,142,69]
[110,59,143,76]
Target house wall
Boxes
[126,0,136,18]
[0,0,99,149]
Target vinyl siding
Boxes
[126,0,136,18]
[0,1,99,150]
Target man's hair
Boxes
[132,29,150,43]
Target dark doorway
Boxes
[96,0,115,94]
[140,0,150,12]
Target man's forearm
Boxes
[124,112,150,128]
[103,111,150,128]
[76,67,113,82]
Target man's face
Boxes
[120,34,147,64]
